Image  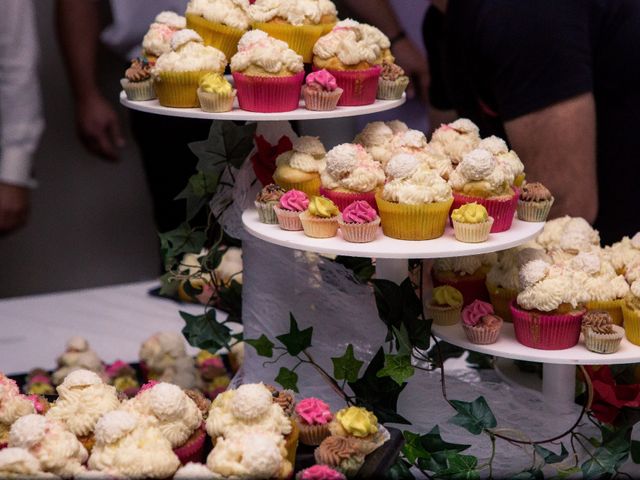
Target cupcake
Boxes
[297,464,346,480]
[266,385,296,417]
[478,135,525,186]
[9,414,88,478]
[517,182,554,222]
[152,30,227,108]
[537,216,601,255]
[429,118,481,166]
[582,312,624,354]
[88,410,180,479]
[604,232,640,275]
[378,153,453,240]
[451,203,494,243]
[432,254,496,306]
[274,189,309,231]
[207,431,293,480]
[124,382,204,464]
[105,361,139,398]
[391,129,453,179]
[0,447,52,479]
[303,69,343,111]
[139,332,199,389]
[255,184,286,224]
[448,148,519,232]
[314,435,365,477]
[46,370,120,452]
[426,285,463,326]
[121,58,155,101]
[52,336,105,386]
[185,0,251,59]
[249,0,338,62]
[623,280,640,346]
[174,462,215,479]
[230,30,305,113]
[377,60,409,100]
[312,19,393,105]
[461,300,503,344]
[338,201,380,243]
[0,375,36,448]
[197,73,236,112]
[24,369,55,396]
[141,11,187,62]
[319,144,385,211]
[294,398,332,446]
[354,120,408,166]
[328,406,389,456]
[273,136,326,196]
[300,196,340,238]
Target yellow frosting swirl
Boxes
[199,73,233,95]
[308,196,339,218]
[336,407,378,438]
[451,203,489,224]
[432,286,463,308]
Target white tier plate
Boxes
[432,322,640,365]
[242,209,544,259]
[120,91,405,121]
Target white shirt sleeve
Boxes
[0,0,44,188]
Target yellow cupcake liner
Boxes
[300,211,339,238]
[376,193,453,240]
[252,22,328,63]
[486,282,518,322]
[186,13,245,60]
[586,299,624,326]
[154,70,213,107]
[623,304,640,345]
[321,21,337,35]
[452,218,494,243]
[197,87,236,112]
[275,175,321,197]
[426,304,461,326]
[285,420,299,470]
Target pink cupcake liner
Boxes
[510,302,585,350]
[451,192,518,233]
[173,424,206,465]
[319,188,378,212]
[432,274,490,307]
[274,206,304,231]
[462,322,501,344]
[317,66,381,106]
[232,71,304,112]
[0,442,6,450]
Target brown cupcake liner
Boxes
[452,218,494,243]
[377,76,409,100]
[462,322,502,344]
[297,421,330,446]
[517,198,554,222]
[300,211,339,238]
[121,78,156,101]
[337,217,380,243]
[584,325,625,354]
[303,86,343,111]
[255,201,279,224]
[274,206,303,231]
[197,87,236,112]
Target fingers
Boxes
[76,99,125,162]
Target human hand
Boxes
[393,37,430,102]
[0,183,30,234]
[75,93,125,161]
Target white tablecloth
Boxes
[0,281,228,375]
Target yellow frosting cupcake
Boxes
[329,406,389,456]
[197,72,236,112]
[300,196,340,238]
[451,203,494,243]
[427,286,464,326]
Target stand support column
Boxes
[375,258,408,283]
[542,363,576,414]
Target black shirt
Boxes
[423,0,640,245]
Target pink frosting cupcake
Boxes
[296,464,346,480]
[295,398,333,446]
[461,300,503,344]
[303,70,343,111]
[338,201,380,243]
[274,189,309,231]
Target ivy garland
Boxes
[160,122,640,479]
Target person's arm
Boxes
[0,0,44,233]
[55,0,124,161]
[341,0,429,101]
[504,93,598,222]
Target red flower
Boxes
[251,135,292,187]
[585,366,640,424]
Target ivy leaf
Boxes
[631,440,640,464]
[403,431,431,464]
[276,313,313,356]
[581,447,619,479]
[159,223,207,261]
[180,310,231,353]
[158,272,180,297]
[181,278,204,299]
[333,256,375,284]
[377,354,415,385]
[534,443,568,465]
[331,344,364,383]
[511,469,543,480]
[387,458,416,480]
[449,397,497,435]
[556,466,582,479]
[392,325,413,356]
[245,335,274,358]
[275,367,299,392]
[432,453,479,480]
[189,121,257,172]
[217,280,243,323]
[421,426,470,454]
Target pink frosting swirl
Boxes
[462,300,494,327]
[279,189,309,212]
[342,201,378,224]
[105,360,129,378]
[306,70,338,92]
[298,465,346,480]
[139,380,159,393]
[295,398,333,425]
[26,395,46,414]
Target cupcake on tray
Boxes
[303,69,343,111]
[377,153,453,240]
[52,336,105,386]
[604,232,640,275]
[328,406,389,456]
[297,464,346,480]
[121,58,155,101]
[274,136,326,196]
[313,19,393,105]
[274,189,309,231]
[294,397,333,446]
[391,129,453,180]
[315,435,365,477]
[139,331,199,389]
[430,118,481,166]
[230,30,305,112]
[249,0,338,62]
[581,311,625,354]
[152,29,227,108]
[432,254,496,306]
[141,11,187,62]
[0,374,36,448]
[451,203,494,243]
[517,182,554,222]
[300,196,341,238]
[354,120,408,166]
[185,0,251,59]
[623,280,640,346]
[266,384,296,418]
[319,143,385,211]
[255,184,286,224]
[377,60,409,100]
[197,73,236,112]
[427,285,463,326]
[0,447,54,479]
[105,360,140,398]
[478,135,525,186]
[461,300,503,344]
[338,200,380,243]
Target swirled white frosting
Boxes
[276,136,326,173]
[313,19,390,66]
[320,143,385,192]
[430,118,481,164]
[186,0,251,30]
[249,0,337,25]
[156,11,187,29]
[604,234,640,272]
[448,148,514,194]
[0,382,35,435]
[486,248,522,291]
[0,448,51,478]
[382,165,452,204]
[536,216,600,252]
[231,29,303,73]
[174,462,216,479]
[142,23,181,57]
[153,31,227,73]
